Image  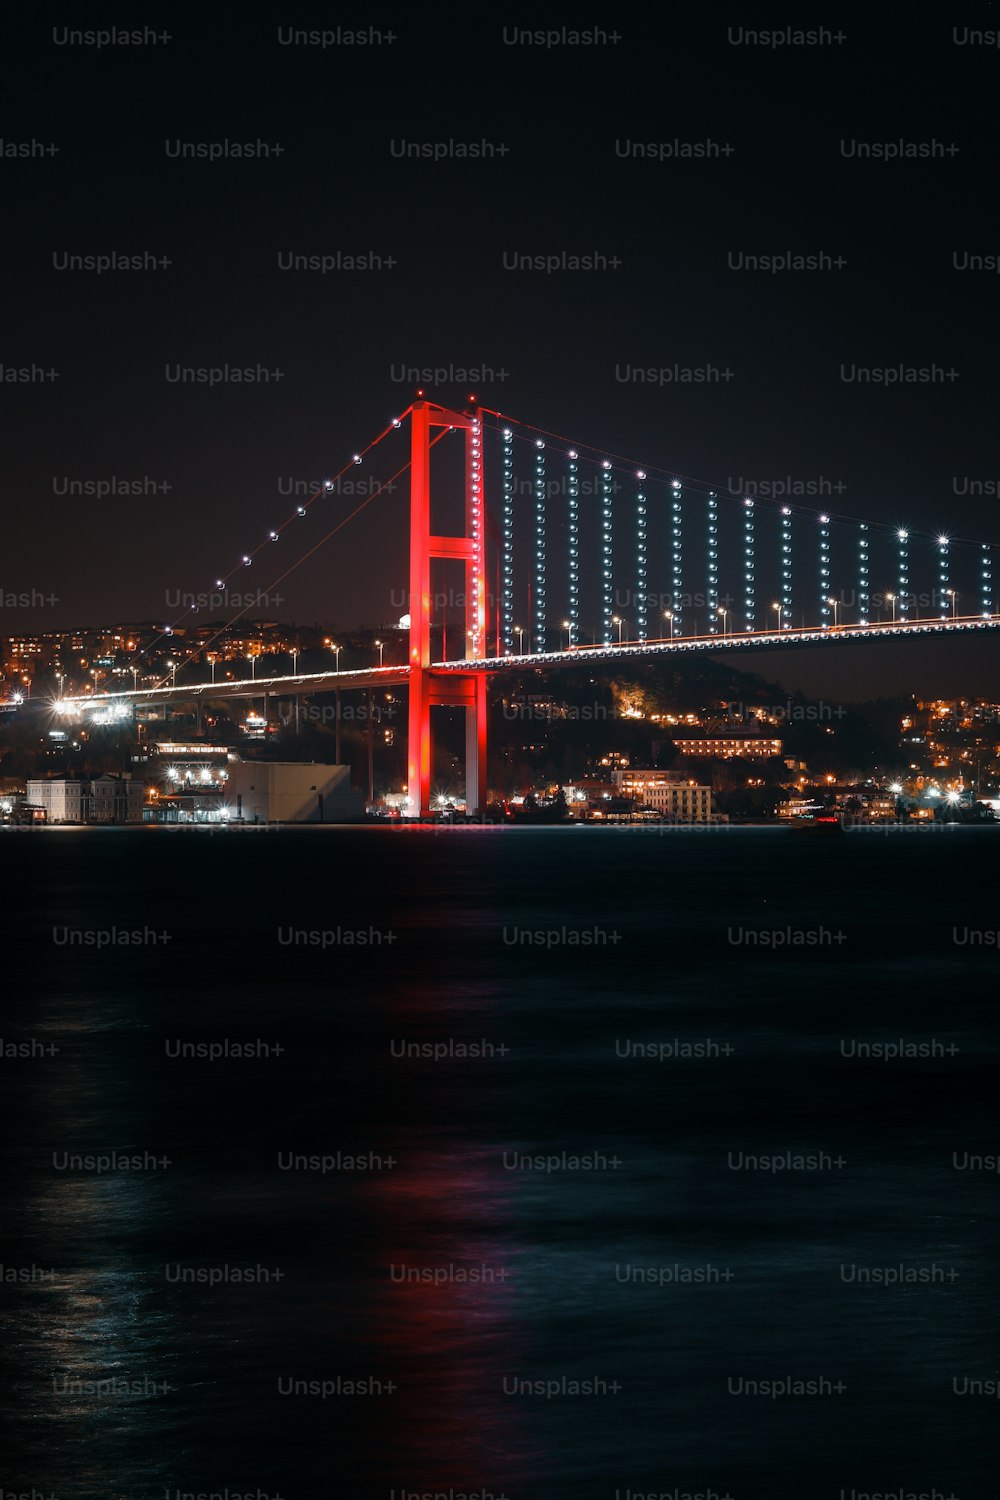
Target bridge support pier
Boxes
[367,688,374,805]
[408,666,488,817]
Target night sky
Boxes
[5,13,1000,700]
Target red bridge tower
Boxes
[406,400,488,816]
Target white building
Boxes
[26,775,146,823]
[611,769,714,821]
[225,762,362,823]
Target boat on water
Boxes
[790,810,843,834]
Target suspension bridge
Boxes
[65,397,999,815]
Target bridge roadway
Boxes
[68,613,1000,710]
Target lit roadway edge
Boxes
[63,614,1000,709]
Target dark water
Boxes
[1,825,996,1499]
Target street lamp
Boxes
[131,666,138,690]
[718,606,729,635]
[562,619,573,650]
[612,615,625,644]
[56,672,64,699]
[947,588,958,620]
[827,597,840,627]
[886,592,897,624]
[248,654,257,680]
[290,648,299,675]
[167,660,177,687]
[375,639,384,667]
[664,609,677,639]
[772,602,782,632]
[515,625,525,653]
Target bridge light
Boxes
[706,492,719,631]
[743,498,755,631]
[671,482,683,634]
[567,447,581,649]
[818,514,831,625]
[501,428,515,654]
[601,460,614,645]
[982,544,993,616]
[938,534,951,619]
[636,468,648,642]
[296,506,306,516]
[780,507,793,628]
[534,442,547,652]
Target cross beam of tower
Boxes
[406,400,487,817]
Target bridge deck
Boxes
[66,613,1000,708]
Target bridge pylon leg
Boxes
[465,670,488,815]
[407,666,432,818]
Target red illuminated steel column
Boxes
[464,668,488,814]
[406,400,489,816]
[407,402,432,816]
